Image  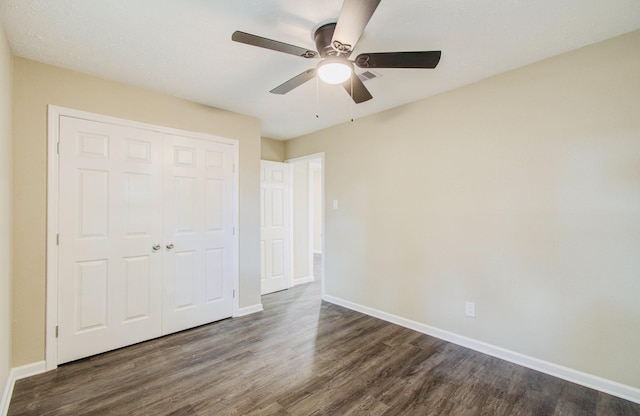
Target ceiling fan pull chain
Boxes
[316,75,320,118]
[350,75,354,122]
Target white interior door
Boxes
[162,134,235,334]
[57,114,236,364]
[58,116,164,364]
[260,161,291,295]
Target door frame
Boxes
[45,105,240,370]
[285,153,325,296]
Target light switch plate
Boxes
[465,301,475,318]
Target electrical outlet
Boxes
[465,301,475,318]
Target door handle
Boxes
[166,242,175,250]
[152,243,161,251]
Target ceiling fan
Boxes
[231,0,441,104]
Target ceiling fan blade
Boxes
[270,68,317,95]
[331,0,381,55]
[342,74,373,104]
[355,51,442,69]
[232,31,318,59]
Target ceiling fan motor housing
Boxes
[314,23,345,57]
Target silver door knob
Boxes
[166,242,175,250]
[152,243,161,251]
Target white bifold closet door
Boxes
[162,133,235,334]
[260,161,291,295]
[57,116,234,364]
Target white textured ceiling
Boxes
[1,0,639,140]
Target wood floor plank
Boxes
[8,257,640,415]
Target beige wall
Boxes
[286,30,640,389]
[0,22,13,399]
[12,58,262,366]
[260,137,285,162]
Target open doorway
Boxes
[309,160,323,282]
[287,153,324,290]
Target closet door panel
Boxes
[57,117,163,364]
[162,134,235,334]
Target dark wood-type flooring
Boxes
[9,256,640,415]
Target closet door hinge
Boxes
[56,234,60,246]
[56,142,60,154]
[232,226,235,235]
[233,290,236,298]
[55,326,59,338]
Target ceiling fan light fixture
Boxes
[317,57,353,84]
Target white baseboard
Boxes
[0,375,10,416]
[323,294,640,405]
[1,361,46,416]
[293,276,314,286]
[235,303,263,317]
